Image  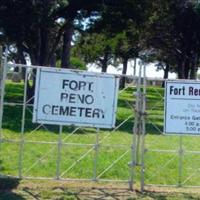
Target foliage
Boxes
[146,0,200,79]
[56,56,86,70]
[0,0,127,67]
[74,32,113,72]
[2,0,200,80]
[76,0,148,85]
[70,56,86,70]
[0,0,117,98]
[0,1,101,64]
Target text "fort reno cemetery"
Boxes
[33,68,119,128]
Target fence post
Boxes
[0,46,7,153]
[56,125,63,179]
[18,65,29,178]
[0,46,2,86]
[178,135,183,187]
[140,64,147,192]
[93,128,100,181]
[0,46,3,151]
[129,64,142,190]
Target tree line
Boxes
[1,0,200,88]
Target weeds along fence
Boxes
[1,53,200,191]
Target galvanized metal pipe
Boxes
[56,125,63,179]
[18,66,29,178]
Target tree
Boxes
[74,32,113,72]
[146,0,200,79]
[0,0,117,98]
[0,0,124,65]
[84,0,148,88]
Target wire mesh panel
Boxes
[144,78,200,188]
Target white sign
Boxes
[164,80,200,135]
[33,68,119,128]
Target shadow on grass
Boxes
[114,118,163,135]
[3,82,164,136]
[3,105,164,136]
[0,177,25,200]
[132,190,200,200]
[3,105,62,133]
[115,119,133,134]
[4,82,24,103]
[30,187,200,200]
[117,98,134,108]
[146,123,163,135]
[3,105,99,135]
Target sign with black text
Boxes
[165,80,200,135]
[33,68,119,128]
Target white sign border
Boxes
[164,80,200,135]
[33,67,119,129]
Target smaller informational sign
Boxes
[33,68,119,128]
[165,80,200,135]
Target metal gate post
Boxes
[93,128,100,181]
[56,125,63,179]
[0,46,2,95]
[129,64,142,190]
[0,46,3,151]
[140,64,147,192]
[178,135,183,187]
[18,65,29,178]
[0,46,7,152]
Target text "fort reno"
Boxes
[169,86,200,96]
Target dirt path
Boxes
[1,179,200,199]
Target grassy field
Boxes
[1,80,200,193]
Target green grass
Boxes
[2,81,200,189]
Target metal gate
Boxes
[0,49,143,190]
[143,73,200,189]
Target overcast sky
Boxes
[87,60,177,79]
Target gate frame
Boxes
[0,47,145,190]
